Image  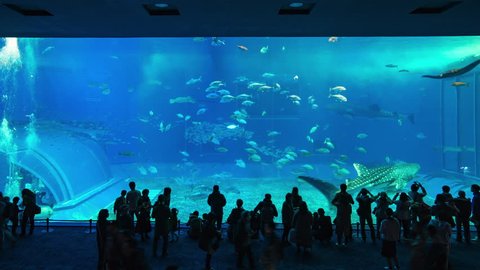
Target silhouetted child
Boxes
[380,208,400,270]
[187,211,202,240]
[10,197,19,236]
[169,208,179,242]
[316,208,333,244]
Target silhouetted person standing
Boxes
[226,199,245,242]
[254,194,278,236]
[96,209,109,270]
[471,184,480,241]
[393,192,412,240]
[152,195,170,257]
[281,193,294,243]
[234,211,255,269]
[126,181,141,229]
[136,189,152,241]
[199,212,221,270]
[113,190,127,221]
[316,208,333,244]
[20,188,37,236]
[375,192,394,239]
[10,196,20,236]
[356,188,378,243]
[291,187,303,209]
[207,185,226,231]
[380,208,400,270]
[453,190,471,243]
[332,183,354,246]
[163,187,172,208]
[293,201,313,254]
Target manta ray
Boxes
[422,59,480,79]
[298,162,421,203]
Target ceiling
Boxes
[0,0,478,37]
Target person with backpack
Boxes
[226,199,245,242]
[187,211,202,240]
[253,194,278,237]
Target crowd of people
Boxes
[1,180,480,270]
[0,188,40,249]
[94,180,480,270]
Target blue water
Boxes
[1,36,480,221]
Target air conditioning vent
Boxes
[410,1,462,14]
[3,3,53,16]
[279,2,315,15]
[144,3,180,16]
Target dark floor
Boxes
[0,226,479,270]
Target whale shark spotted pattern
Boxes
[298,162,421,203]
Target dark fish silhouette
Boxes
[422,59,480,79]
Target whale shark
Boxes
[327,103,415,126]
[422,59,480,79]
[298,162,421,202]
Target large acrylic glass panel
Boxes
[456,73,476,176]
[0,37,480,221]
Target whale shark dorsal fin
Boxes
[353,163,370,177]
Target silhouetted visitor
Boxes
[169,208,179,242]
[332,183,354,246]
[380,208,400,270]
[207,185,226,231]
[435,185,453,205]
[254,194,278,236]
[199,212,221,270]
[234,211,255,269]
[315,208,333,244]
[409,181,430,239]
[117,205,133,233]
[226,199,245,242]
[0,193,16,250]
[163,187,172,208]
[453,190,471,243]
[293,201,313,254]
[291,187,303,209]
[281,193,294,244]
[260,222,282,270]
[356,188,378,243]
[9,196,19,236]
[96,209,109,270]
[393,192,412,240]
[114,190,127,220]
[152,194,170,257]
[470,184,480,241]
[126,181,141,229]
[374,192,394,239]
[426,219,451,270]
[20,188,38,236]
[187,211,202,240]
[432,193,458,230]
[136,189,152,241]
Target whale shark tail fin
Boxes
[297,176,338,203]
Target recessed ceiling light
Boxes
[289,2,304,8]
[154,3,169,8]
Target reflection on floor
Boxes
[0,227,479,269]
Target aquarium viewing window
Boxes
[0,36,479,222]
